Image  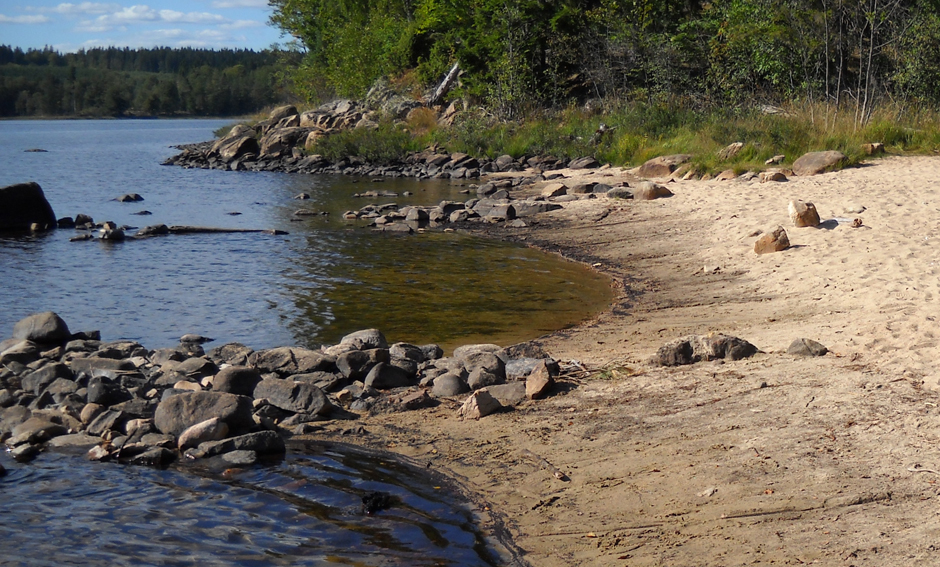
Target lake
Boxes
[0,119,612,353]
[0,118,610,564]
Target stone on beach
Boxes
[788,200,821,228]
[792,150,847,176]
[654,333,760,366]
[754,226,790,254]
[457,389,502,419]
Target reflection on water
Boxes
[0,119,612,351]
[0,443,504,566]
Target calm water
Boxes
[0,119,612,352]
[0,443,509,566]
[0,119,608,564]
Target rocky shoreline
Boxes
[0,311,561,471]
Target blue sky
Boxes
[0,0,286,52]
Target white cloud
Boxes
[51,3,120,15]
[211,0,269,8]
[158,10,225,24]
[0,14,51,24]
[221,19,261,29]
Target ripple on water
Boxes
[0,444,503,567]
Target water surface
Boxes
[0,119,612,351]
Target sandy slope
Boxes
[308,156,940,566]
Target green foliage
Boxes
[310,120,423,164]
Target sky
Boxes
[0,0,287,53]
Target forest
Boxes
[269,0,940,121]
[0,46,287,117]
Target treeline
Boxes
[270,0,940,121]
[0,46,287,117]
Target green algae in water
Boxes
[284,230,613,352]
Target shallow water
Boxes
[0,119,612,352]
[0,443,504,566]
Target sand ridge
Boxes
[307,156,940,566]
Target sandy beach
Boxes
[306,155,940,566]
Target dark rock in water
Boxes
[362,491,394,514]
[57,217,75,228]
[24,148,48,153]
[0,462,6,476]
[654,333,760,366]
[74,213,93,225]
[10,442,41,462]
[13,312,71,344]
[0,182,57,231]
[189,430,285,458]
[131,210,152,216]
[70,234,94,242]
[222,450,258,465]
[180,334,213,345]
[788,338,828,357]
[117,193,144,203]
[99,228,125,241]
[136,224,169,237]
[213,366,262,396]
[129,447,176,467]
[154,391,254,437]
[253,377,331,415]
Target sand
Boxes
[306,156,940,566]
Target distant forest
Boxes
[0,46,288,118]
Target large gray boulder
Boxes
[12,312,70,344]
[792,151,846,176]
[213,366,262,396]
[248,347,335,376]
[212,136,259,162]
[190,430,285,458]
[154,391,254,437]
[0,182,57,231]
[253,377,331,415]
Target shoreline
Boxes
[293,156,940,565]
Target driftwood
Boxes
[428,62,460,107]
[167,226,286,235]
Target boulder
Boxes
[363,362,414,390]
[431,373,469,397]
[213,366,262,396]
[259,127,308,158]
[541,183,567,198]
[788,200,821,228]
[467,368,502,390]
[525,361,554,399]
[654,333,760,366]
[512,201,563,217]
[269,105,299,122]
[12,312,70,344]
[177,417,230,450]
[754,226,790,254]
[607,186,633,199]
[190,430,285,458]
[207,342,254,366]
[213,136,259,162]
[253,377,331,415]
[248,347,335,376]
[0,182,57,231]
[632,181,673,201]
[340,328,389,350]
[568,156,600,169]
[486,382,527,406]
[637,155,692,178]
[788,338,829,357]
[336,349,388,380]
[21,362,72,395]
[457,389,501,419]
[718,142,744,160]
[792,151,846,176]
[154,391,254,437]
[759,171,788,183]
[86,376,132,406]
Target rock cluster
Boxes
[164,104,587,180]
[0,312,559,467]
[653,333,760,366]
